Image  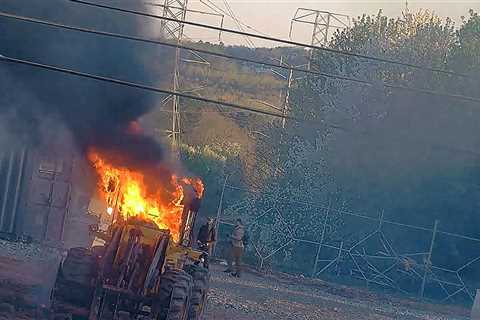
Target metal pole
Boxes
[312,201,331,277]
[420,219,439,298]
[0,152,14,230]
[336,241,344,276]
[161,0,189,150]
[312,243,322,277]
[378,209,384,230]
[42,162,58,242]
[324,13,331,44]
[212,175,228,256]
[282,67,293,129]
[308,10,320,70]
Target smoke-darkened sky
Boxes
[0,0,173,169]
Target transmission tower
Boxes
[160,0,189,148]
[157,0,224,149]
[290,8,350,69]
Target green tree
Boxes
[264,9,480,272]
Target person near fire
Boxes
[224,218,246,277]
[197,217,217,256]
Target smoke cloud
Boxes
[0,0,169,169]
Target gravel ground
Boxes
[205,264,470,320]
[0,239,62,318]
[0,243,472,320]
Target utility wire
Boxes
[1,11,479,104]
[222,0,255,48]
[2,55,480,159]
[68,0,473,79]
[145,2,224,18]
[200,0,270,37]
[0,55,291,120]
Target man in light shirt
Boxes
[224,218,245,277]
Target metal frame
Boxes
[215,181,480,302]
[160,0,188,147]
[158,0,222,148]
[290,8,350,70]
[290,8,350,47]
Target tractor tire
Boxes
[53,247,98,308]
[185,265,209,320]
[155,269,193,320]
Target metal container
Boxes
[15,149,73,243]
[0,149,27,234]
[0,144,95,248]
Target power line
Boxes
[0,54,291,120]
[200,0,270,37]
[222,0,255,48]
[146,2,223,18]
[1,11,479,104]
[2,55,480,160]
[68,0,473,79]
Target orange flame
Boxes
[88,149,203,242]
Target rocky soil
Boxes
[0,243,472,319]
[0,239,62,319]
[204,264,470,320]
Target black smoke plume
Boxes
[0,0,168,169]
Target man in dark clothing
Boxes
[197,217,217,256]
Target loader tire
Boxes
[54,247,98,307]
[155,269,192,320]
[185,265,209,320]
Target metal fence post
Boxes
[212,175,228,256]
[420,219,439,298]
[311,201,331,277]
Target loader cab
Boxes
[178,182,202,248]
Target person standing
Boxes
[197,217,217,256]
[224,218,245,277]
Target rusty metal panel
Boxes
[17,149,73,243]
[44,182,70,242]
[44,207,67,242]
[23,203,49,240]
[27,178,52,206]
[52,182,70,208]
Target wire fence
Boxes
[213,181,480,303]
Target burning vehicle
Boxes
[0,2,211,318]
[51,147,209,320]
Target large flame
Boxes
[88,149,203,242]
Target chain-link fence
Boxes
[213,181,480,304]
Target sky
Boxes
[166,0,480,47]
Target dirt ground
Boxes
[0,240,62,319]
[205,264,470,320]
[0,242,472,320]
